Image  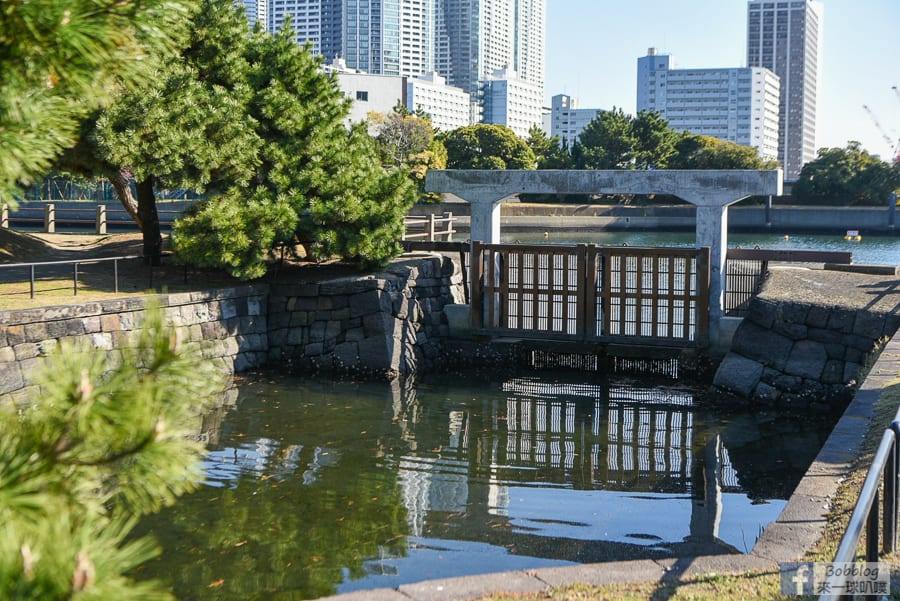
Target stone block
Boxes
[319,276,380,296]
[752,381,779,404]
[330,308,351,321]
[779,302,809,324]
[805,305,832,329]
[747,298,778,328]
[325,320,343,341]
[317,296,334,311]
[23,322,48,342]
[345,327,366,342]
[0,364,24,394]
[821,359,845,384]
[828,309,855,333]
[286,328,305,346]
[220,299,238,320]
[304,342,324,356]
[784,340,827,380]
[773,322,807,340]
[713,352,764,397]
[853,312,886,339]
[732,321,793,369]
[844,347,863,364]
[842,333,876,352]
[289,312,309,327]
[349,290,382,317]
[807,327,842,345]
[363,312,390,336]
[309,321,327,342]
[332,341,358,368]
[843,362,863,383]
[13,343,40,360]
[773,373,804,393]
[824,343,844,359]
[6,325,25,346]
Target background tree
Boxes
[0,0,193,207]
[368,103,434,169]
[632,111,678,169]
[442,124,536,170]
[576,107,635,169]
[173,20,415,278]
[526,126,571,169]
[793,142,900,206]
[0,306,222,600]
[668,134,777,170]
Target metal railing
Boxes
[820,408,900,600]
[0,255,143,298]
[402,212,456,241]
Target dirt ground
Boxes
[0,230,244,310]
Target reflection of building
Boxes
[636,48,781,163]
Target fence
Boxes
[0,255,143,298]
[1,203,184,233]
[402,212,456,241]
[820,407,900,601]
[471,242,710,347]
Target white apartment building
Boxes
[482,67,543,137]
[636,49,780,163]
[747,0,823,179]
[325,59,406,125]
[406,72,470,132]
[548,94,603,149]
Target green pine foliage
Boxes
[0,306,223,600]
[173,16,416,277]
[0,0,194,206]
[442,124,536,170]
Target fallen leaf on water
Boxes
[208,579,225,588]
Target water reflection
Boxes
[131,370,836,600]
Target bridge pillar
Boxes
[468,197,505,244]
[695,204,729,325]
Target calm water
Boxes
[504,231,900,265]
[131,369,837,600]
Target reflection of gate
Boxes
[471,242,710,347]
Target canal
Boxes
[131,368,839,600]
[504,231,900,266]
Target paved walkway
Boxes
[315,335,900,601]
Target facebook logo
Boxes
[781,562,814,595]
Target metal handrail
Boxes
[0,255,142,298]
[820,409,900,600]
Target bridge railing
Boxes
[471,242,710,347]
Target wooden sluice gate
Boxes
[470,242,711,349]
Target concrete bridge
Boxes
[426,169,783,341]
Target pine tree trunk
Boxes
[136,177,162,265]
[109,167,143,229]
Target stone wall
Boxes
[267,254,464,378]
[0,286,268,403]
[712,269,900,410]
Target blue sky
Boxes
[544,0,900,161]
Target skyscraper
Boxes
[436,0,545,120]
[344,0,436,77]
[747,0,823,179]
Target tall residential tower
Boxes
[747,0,823,179]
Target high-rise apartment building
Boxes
[636,49,780,163]
[435,0,545,121]
[482,67,543,137]
[407,72,471,132]
[344,0,436,77]
[747,0,823,179]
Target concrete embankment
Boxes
[410,201,899,234]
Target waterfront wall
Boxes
[711,269,900,410]
[0,286,268,403]
[267,255,465,378]
[410,202,898,233]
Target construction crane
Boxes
[862,102,900,163]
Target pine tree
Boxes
[173,20,416,277]
[0,305,223,600]
[0,0,194,207]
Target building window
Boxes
[356,91,369,101]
